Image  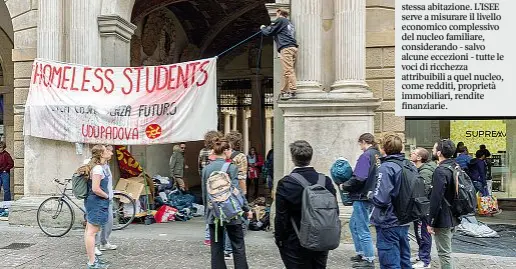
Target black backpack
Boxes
[443,164,477,217]
[384,159,430,225]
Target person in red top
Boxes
[0,141,14,201]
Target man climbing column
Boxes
[261,9,298,100]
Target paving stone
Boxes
[0,220,514,269]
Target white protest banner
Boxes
[24,58,218,145]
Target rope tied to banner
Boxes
[216,31,263,58]
[215,29,269,156]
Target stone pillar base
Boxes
[340,205,354,243]
[9,196,85,228]
[278,94,380,241]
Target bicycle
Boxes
[37,178,136,237]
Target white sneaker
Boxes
[412,261,431,268]
[410,256,420,263]
[99,243,117,251]
[94,247,102,256]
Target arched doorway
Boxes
[0,0,14,201]
[127,0,274,193]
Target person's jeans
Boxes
[413,219,432,265]
[0,172,11,201]
[473,181,488,196]
[205,224,211,241]
[350,201,375,261]
[209,223,248,269]
[95,201,113,245]
[376,225,412,269]
[434,227,455,269]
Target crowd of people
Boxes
[332,134,493,269]
[75,127,498,269]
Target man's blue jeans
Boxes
[350,201,375,261]
[0,172,11,201]
[376,225,412,269]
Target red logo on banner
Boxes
[145,124,162,139]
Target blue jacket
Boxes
[467,158,486,185]
[370,154,406,228]
[455,153,472,170]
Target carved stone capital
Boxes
[98,15,137,43]
[265,3,290,21]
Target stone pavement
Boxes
[0,218,515,269]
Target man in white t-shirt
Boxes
[84,144,117,256]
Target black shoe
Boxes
[350,255,363,262]
[352,260,375,268]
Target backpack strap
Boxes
[289,172,309,239]
[289,173,310,188]
[441,164,460,209]
[317,174,326,187]
[221,162,231,173]
[289,173,326,240]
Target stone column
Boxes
[250,75,265,154]
[243,108,251,155]
[290,0,323,96]
[69,1,102,65]
[331,0,370,96]
[38,0,65,60]
[265,107,273,154]
[231,109,238,131]
[223,109,231,134]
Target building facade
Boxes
[1,0,512,224]
[0,0,393,224]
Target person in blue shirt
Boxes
[455,146,472,170]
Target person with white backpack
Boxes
[275,140,340,269]
[201,136,251,269]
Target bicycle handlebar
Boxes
[53,178,72,185]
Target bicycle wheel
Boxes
[112,192,136,230]
[37,196,75,237]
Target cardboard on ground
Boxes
[115,177,145,203]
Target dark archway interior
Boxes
[128,0,276,191]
